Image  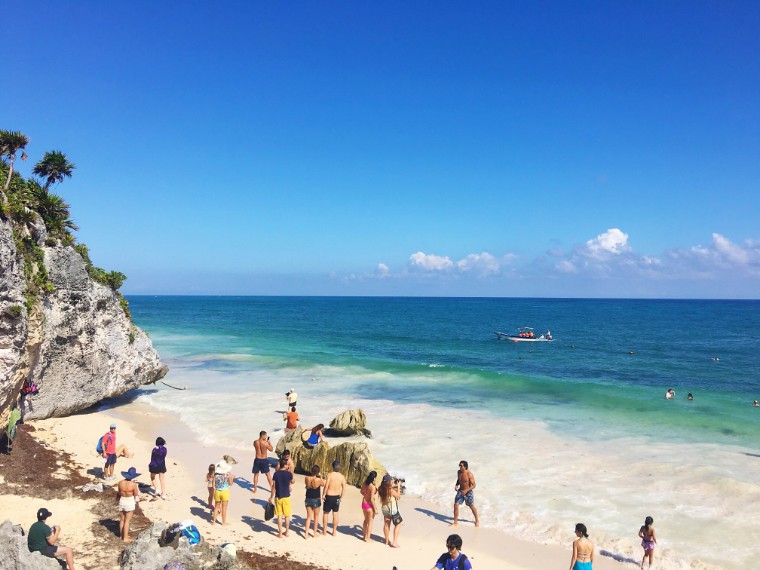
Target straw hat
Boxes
[215,460,232,474]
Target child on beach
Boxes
[638,516,657,569]
[205,464,215,510]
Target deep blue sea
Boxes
[128,296,760,570]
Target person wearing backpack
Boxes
[100,424,118,481]
[431,534,472,570]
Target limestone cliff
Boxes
[0,215,167,424]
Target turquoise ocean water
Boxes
[128,296,760,570]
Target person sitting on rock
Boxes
[28,507,76,570]
[303,424,324,448]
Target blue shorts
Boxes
[105,453,117,467]
[305,497,321,509]
[252,458,270,474]
[455,490,474,506]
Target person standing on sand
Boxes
[322,460,346,536]
[360,470,379,542]
[286,388,298,408]
[304,464,325,539]
[212,459,234,526]
[638,516,657,569]
[252,431,273,494]
[117,467,142,542]
[101,423,118,481]
[282,449,295,474]
[205,464,215,510]
[28,507,77,570]
[378,473,402,548]
[270,457,294,537]
[148,436,167,497]
[431,533,472,570]
[283,405,299,432]
[569,523,594,570]
[452,460,479,527]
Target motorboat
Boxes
[495,327,553,342]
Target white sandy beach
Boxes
[14,397,631,570]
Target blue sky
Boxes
[5,1,760,297]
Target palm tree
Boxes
[0,130,30,196]
[33,150,75,189]
[30,181,79,235]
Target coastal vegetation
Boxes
[0,129,130,318]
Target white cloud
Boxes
[376,263,390,278]
[585,228,631,258]
[712,233,751,265]
[409,252,454,272]
[555,260,577,273]
[457,252,501,276]
[667,233,760,275]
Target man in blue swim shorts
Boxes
[252,430,273,495]
[452,460,479,527]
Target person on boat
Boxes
[546,330,552,340]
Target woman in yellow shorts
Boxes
[212,459,234,526]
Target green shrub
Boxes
[6,305,22,318]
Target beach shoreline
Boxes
[12,395,627,570]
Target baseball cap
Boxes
[110,423,117,429]
[382,473,392,483]
[37,507,52,520]
[331,460,340,469]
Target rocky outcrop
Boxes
[0,218,29,426]
[120,522,243,570]
[275,427,386,487]
[0,519,61,570]
[324,408,372,438]
[0,215,167,423]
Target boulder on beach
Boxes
[324,408,372,438]
[276,427,386,487]
[119,522,243,570]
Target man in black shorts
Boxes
[321,460,346,536]
[28,507,76,569]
